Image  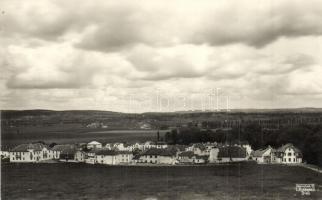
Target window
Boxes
[288,158,291,162]
[293,158,295,162]
[288,153,291,156]
[16,153,21,160]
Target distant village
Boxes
[1,139,303,166]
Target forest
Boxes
[164,123,322,167]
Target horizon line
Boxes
[2,107,322,114]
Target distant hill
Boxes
[2,108,322,130]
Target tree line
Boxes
[164,123,322,167]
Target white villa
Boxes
[272,143,302,164]
[9,143,58,163]
[251,146,273,164]
[96,150,133,165]
[139,148,177,165]
[250,143,302,164]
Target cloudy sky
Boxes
[1,0,322,112]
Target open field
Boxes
[2,163,322,200]
[1,125,167,149]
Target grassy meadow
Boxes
[1,124,167,149]
[2,162,322,200]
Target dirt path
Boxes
[297,163,322,173]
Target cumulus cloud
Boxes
[190,0,322,47]
[1,0,322,111]
[2,0,322,50]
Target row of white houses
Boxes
[250,143,302,164]
[87,141,168,151]
[1,141,303,165]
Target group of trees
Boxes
[241,123,322,166]
[165,123,322,167]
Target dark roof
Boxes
[194,155,208,160]
[96,150,132,156]
[174,145,187,151]
[178,151,194,158]
[218,146,247,158]
[96,150,118,156]
[52,144,75,152]
[118,151,133,155]
[11,143,47,152]
[142,148,176,156]
[52,144,79,155]
[193,144,206,151]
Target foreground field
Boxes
[2,163,322,200]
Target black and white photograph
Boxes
[1,0,322,199]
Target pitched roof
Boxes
[218,146,247,158]
[11,143,47,152]
[96,150,118,155]
[52,144,78,154]
[142,148,177,156]
[88,141,101,145]
[96,150,132,156]
[52,144,75,151]
[178,151,194,158]
[276,143,301,153]
[251,147,271,157]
